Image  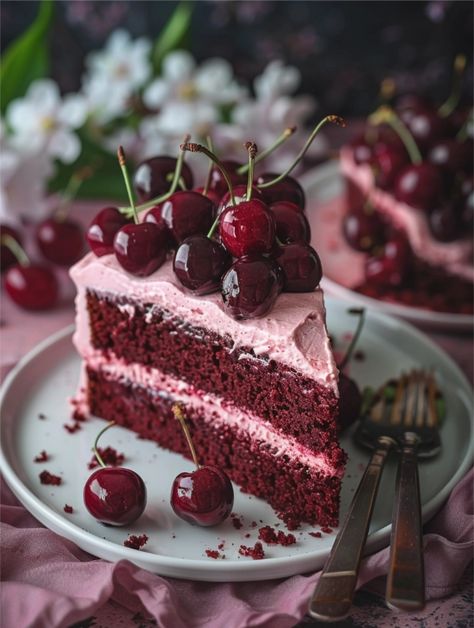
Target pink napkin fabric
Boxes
[1,468,472,628]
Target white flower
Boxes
[83,29,152,123]
[254,60,301,101]
[6,79,87,164]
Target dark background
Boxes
[1,0,473,117]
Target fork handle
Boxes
[309,436,394,622]
[386,433,425,611]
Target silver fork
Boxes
[309,369,441,622]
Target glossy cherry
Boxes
[36,217,84,266]
[428,139,473,178]
[350,134,373,166]
[87,207,130,257]
[399,107,448,152]
[219,199,275,257]
[170,404,233,527]
[159,191,215,244]
[209,160,246,197]
[83,423,146,526]
[194,186,222,207]
[113,222,168,276]
[275,242,322,292]
[0,225,22,272]
[5,264,58,310]
[371,142,407,189]
[221,256,282,319]
[394,163,444,212]
[218,184,264,213]
[257,173,306,209]
[337,373,362,433]
[428,205,462,242]
[271,201,310,243]
[173,235,231,294]
[171,465,234,527]
[133,156,194,202]
[365,233,412,287]
[342,207,386,252]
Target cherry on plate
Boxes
[5,264,58,310]
[36,217,84,266]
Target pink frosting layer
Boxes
[340,147,474,282]
[81,348,342,477]
[70,252,339,391]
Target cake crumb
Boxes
[239,542,265,560]
[231,514,243,530]
[309,531,322,538]
[64,422,82,434]
[124,534,148,550]
[218,542,225,550]
[250,521,257,528]
[38,413,46,420]
[63,504,73,514]
[354,350,366,361]
[244,533,251,538]
[88,446,125,470]
[258,526,296,546]
[321,527,333,534]
[39,471,62,486]
[205,549,225,559]
[34,450,49,463]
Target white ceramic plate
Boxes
[0,300,472,582]
[301,161,474,333]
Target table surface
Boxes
[1,198,472,628]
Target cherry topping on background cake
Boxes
[365,232,412,287]
[342,205,386,252]
[275,242,323,292]
[428,138,473,179]
[87,207,130,257]
[221,256,282,319]
[2,234,58,310]
[399,107,448,152]
[133,156,194,202]
[336,308,365,432]
[170,404,233,527]
[271,201,310,243]
[83,422,147,526]
[370,142,407,190]
[0,224,22,272]
[113,147,168,277]
[428,205,462,242]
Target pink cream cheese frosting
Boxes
[340,147,474,282]
[70,252,339,393]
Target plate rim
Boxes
[0,307,473,580]
[300,161,474,332]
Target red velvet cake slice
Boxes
[71,252,344,528]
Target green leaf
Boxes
[0,0,54,113]
[152,1,193,71]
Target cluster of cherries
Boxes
[343,67,473,288]
[87,116,346,319]
[84,407,233,528]
[1,188,85,310]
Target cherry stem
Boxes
[257,115,346,189]
[237,126,296,175]
[368,106,422,165]
[203,136,214,196]
[92,421,116,469]
[379,77,396,104]
[338,308,366,371]
[172,404,200,469]
[118,146,138,224]
[439,54,466,118]
[456,108,473,142]
[181,142,236,206]
[245,141,257,201]
[0,234,30,266]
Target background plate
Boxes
[0,299,472,581]
[302,161,474,333]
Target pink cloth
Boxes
[1,469,472,628]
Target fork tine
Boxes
[403,370,418,428]
[415,370,427,428]
[426,371,438,428]
[390,374,406,425]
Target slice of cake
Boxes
[71,252,345,528]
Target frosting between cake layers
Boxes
[81,347,342,477]
[70,252,339,391]
[340,147,474,282]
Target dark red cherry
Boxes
[0,225,22,272]
[270,201,310,243]
[342,208,386,252]
[133,156,194,202]
[36,217,84,266]
[219,199,275,257]
[399,108,448,152]
[218,184,263,213]
[428,139,473,178]
[337,373,362,433]
[275,242,322,292]
[429,205,462,242]
[5,264,58,310]
[173,235,231,295]
[209,160,246,197]
[113,222,167,276]
[171,465,234,527]
[350,134,373,166]
[394,163,444,212]
[257,173,306,209]
[396,94,431,116]
[221,256,282,319]
[365,233,412,287]
[159,191,215,244]
[84,466,146,526]
[144,205,174,248]
[87,207,129,257]
[194,186,222,207]
[371,143,407,189]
